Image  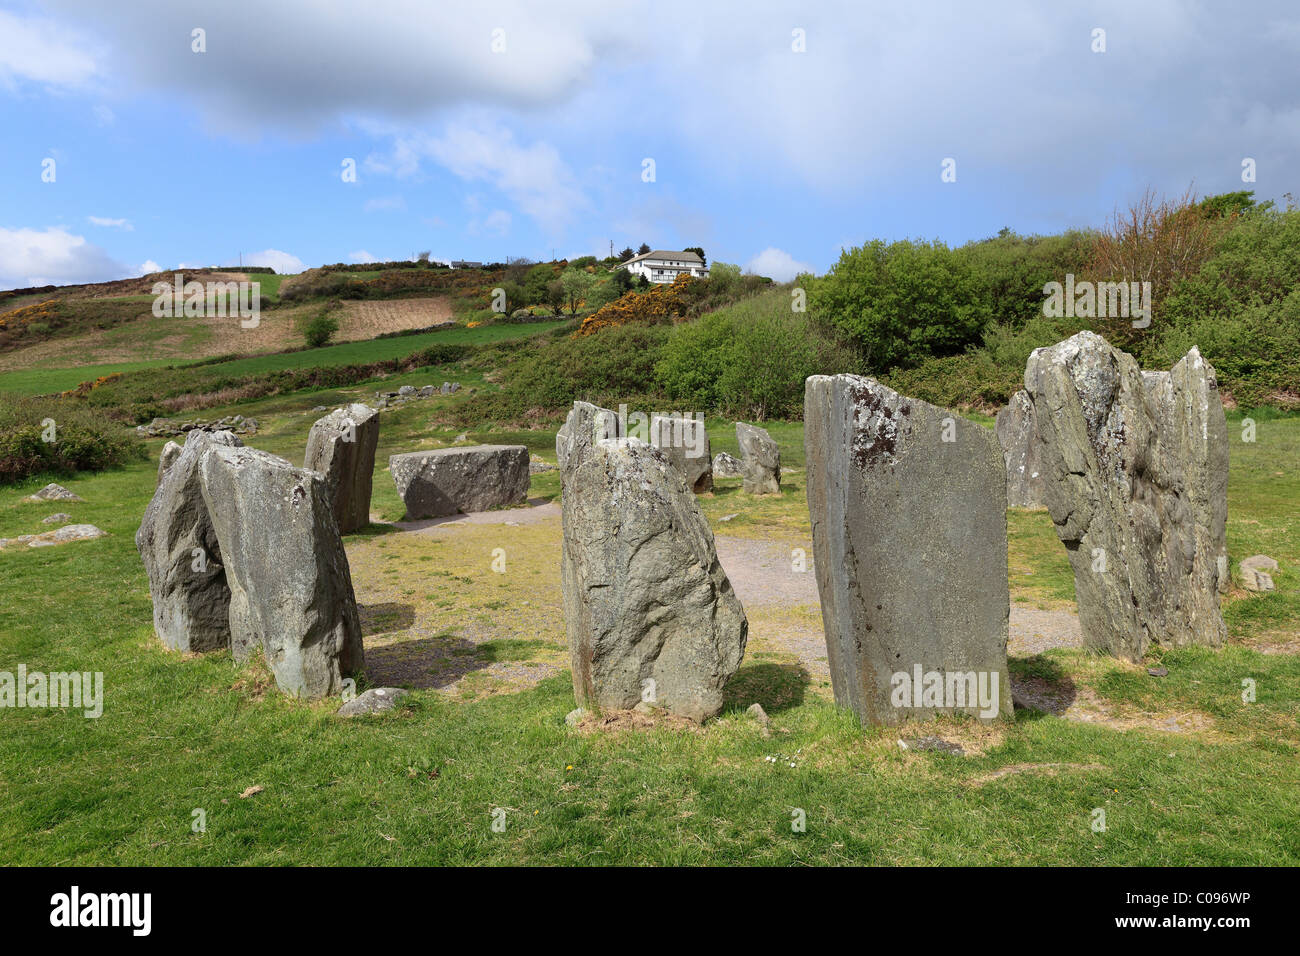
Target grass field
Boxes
[0,393,1295,865]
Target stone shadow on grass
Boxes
[723,661,810,715]
[1007,653,1078,718]
[363,631,494,690]
[357,602,415,636]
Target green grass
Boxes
[0,407,1296,865]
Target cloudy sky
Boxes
[2,0,1298,289]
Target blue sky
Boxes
[2,0,1299,289]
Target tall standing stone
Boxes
[650,414,713,493]
[736,422,781,494]
[995,390,1045,507]
[562,436,747,722]
[157,441,182,485]
[200,445,364,698]
[556,400,621,472]
[804,374,1011,726]
[136,430,243,653]
[1023,332,1227,658]
[304,403,379,534]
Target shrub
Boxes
[656,291,859,420]
[301,305,340,348]
[808,239,991,371]
[0,394,145,484]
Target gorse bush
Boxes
[301,305,340,348]
[0,395,145,484]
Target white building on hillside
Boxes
[618,250,708,283]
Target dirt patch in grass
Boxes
[1012,675,1215,734]
[970,762,1109,786]
[571,708,704,735]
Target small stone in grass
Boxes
[1147,667,1169,677]
[337,687,409,716]
[564,707,587,727]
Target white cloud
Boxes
[746,248,814,282]
[138,259,162,275]
[0,226,128,289]
[88,216,132,230]
[368,121,588,233]
[222,249,305,274]
[476,209,512,237]
[348,250,378,264]
[0,11,98,89]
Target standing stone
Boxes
[389,445,529,519]
[650,414,713,493]
[157,441,183,485]
[804,374,1011,727]
[562,437,747,722]
[736,422,781,494]
[304,403,379,534]
[200,445,364,698]
[995,390,1045,508]
[136,430,243,653]
[556,401,621,473]
[712,451,743,478]
[1023,332,1227,659]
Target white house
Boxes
[618,249,708,283]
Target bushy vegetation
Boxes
[656,291,859,419]
[801,192,1300,412]
[0,394,145,484]
[300,303,341,348]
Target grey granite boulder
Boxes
[390,445,529,519]
[562,436,747,722]
[200,445,364,698]
[27,483,82,502]
[712,451,743,478]
[157,441,182,485]
[995,390,1045,508]
[337,687,409,716]
[736,422,780,494]
[650,414,713,493]
[1024,332,1227,659]
[556,401,621,473]
[136,430,243,653]
[1240,554,1277,592]
[304,403,379,534]
[804,374,1011,726]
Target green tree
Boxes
[560,268,597,315]
[809,239,991,370]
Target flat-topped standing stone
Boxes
[562,437,747,722]
[389,445,529,519]
[650,414,713,493]
[995,390,1045,508]
[304,403,379,534]
[555,401,621,473]
[1024,332,1227,659]
[804,374,1011,727]
[200,445,363,698]
[736,422,781,494]
[136,430,243,653]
